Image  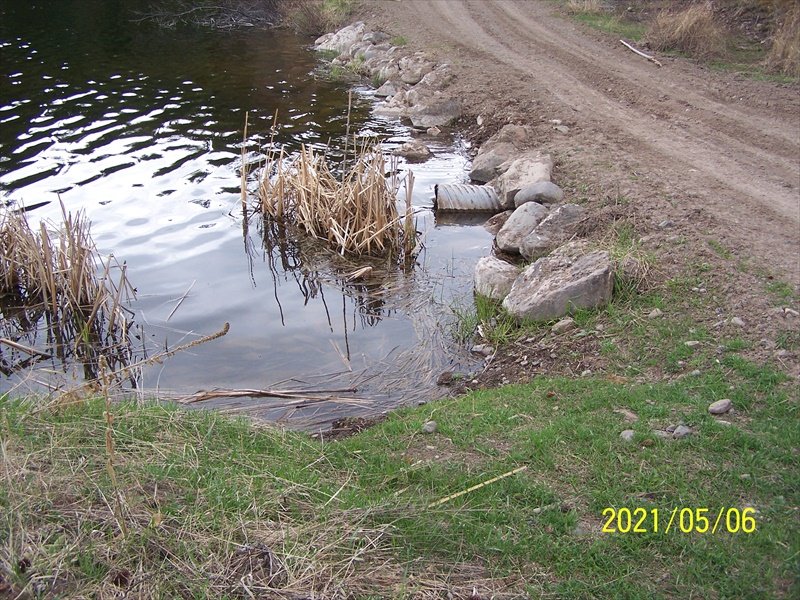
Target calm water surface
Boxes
[0,1,491,427]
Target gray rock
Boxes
[684,340,701,348]
[502,242,614,321]
[554,125,570,134]
[673,425,693,439]
[620,429,635,442]
[399,54,435,85]
[421,420,437,434]
[496,202,549,254]
[426,126,441,136]
[652,430,672,439]
[392,140,432,161]
[408,95,462,128]
[363,31,390,44]
[648,308,663,319]
[469,142,520,183]
[730,317,745,327]
[613,408,639,423]
[518,204,587,260]
[315,22,367,55]
[514,181,565,207]
[468,125,533,183]
[471,344,494,356]
[551,317,577,334]
[474,256,519,301]
[419,64,456,89]
[708,399,733,415]
[495,152,554,209]
[658,219,675,229]
[374,79,404,98]
[483,210,514,235]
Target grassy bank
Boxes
[2,349,796,597]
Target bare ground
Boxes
[355,0,800,386]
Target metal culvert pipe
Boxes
[434,183,502,212]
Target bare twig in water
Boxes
[176,386,359,404]
[166,280,196,321]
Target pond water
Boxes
[0,1,491,428]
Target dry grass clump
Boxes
[0,206,134,377]
[259,139,415,258]
[766,4,800,76]
[566,0,605,15]
[646,2,728,60]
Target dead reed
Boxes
[258,136,415,259]
[766,4,800,76]
[646,2,727,60]
[0,205,135,379]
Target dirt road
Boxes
[359,0,800,283]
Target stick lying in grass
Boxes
[620,39,663,67]
[428,465,528,508]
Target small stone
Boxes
[658,220,675,229]
[648,308,663,319]
[620,429,635,442]
[776,349,791,358]
[614,408,639,423]
[715,419,733,426]
[554,125,570,134]
[684,340,701,348]
[551,317,577,335]
[672,425,693,439]
[708,398,733,415]
[426,126,441,136]
[665,424,677,433]
[421,420,437,434]
[730,317,745,327]
[471,344,494,356]
[784,307,799,318]
[740,474,751,480]
[580,369,592,377]
[652,430,671,439]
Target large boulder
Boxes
[475,256,520,301]
[407,94,462,128]
[494,152,553,209]
[519,203,586,260]
[419,64,456,88]
[514,181,564,207]
[469,142,520,183]
[483,210,514,235]
[495,202,549,254]
[468,124,533,183]
[374,79,406,98]
[502,242,614,321]
[314,22,367,55]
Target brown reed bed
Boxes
[258,135,416,259]
[0,205,135,380]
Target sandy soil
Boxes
[354,0,799,386]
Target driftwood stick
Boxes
[167,279,196,321]
[177,387,359,404]
[620,39,663,67]
[428,465,529,508]
[0,338,51,358]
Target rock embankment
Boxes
[314,22,462,129]
[469,124,615,322]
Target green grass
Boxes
[2,350,797,598]
[391,35,408,47]
[572,12,647,41]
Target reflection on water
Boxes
[0,1,492,428]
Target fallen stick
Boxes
[177,387,359,404]
[428,465,529,508]
[0,338,51,358]
[619,39,663,67]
